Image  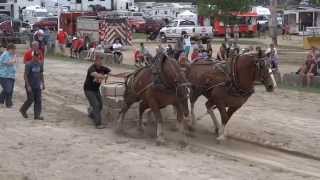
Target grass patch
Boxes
[133,33,147,40]
[278,84,320,94]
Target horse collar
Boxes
[229,55,255,97]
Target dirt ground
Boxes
[1,37,320,180]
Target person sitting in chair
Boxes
[299,54,318,87]
[112,39,123,63]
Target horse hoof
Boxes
[216,135,226,142]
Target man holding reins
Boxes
[83,55,124,129]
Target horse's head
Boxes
[160,54,191,116]
[254,52,277,92]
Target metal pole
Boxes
[270,0,278,46]
[58,0,61,31]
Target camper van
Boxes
[22,5,49,25]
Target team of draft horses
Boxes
[113,43,277,145]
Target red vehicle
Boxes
[200,12,258,36]
[144,18,166,33]
[60,11,97,35]
[32,17,58,31]
[128,16,146,33]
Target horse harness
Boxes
[205,55,258,97]
[127,56,190,99]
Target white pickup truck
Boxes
[159,19,214,43]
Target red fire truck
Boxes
[60,11,97,35]
[199,12,258,37]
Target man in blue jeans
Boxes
[0,44,17,108]
[84,56,111,129]
[20,50,45,120]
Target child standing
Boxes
[20,50,45,120]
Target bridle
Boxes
[255,57,273,85]
[161,58,191,100]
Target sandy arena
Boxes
[1,38,320,180]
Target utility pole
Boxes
[57,0,61,31]
[270,0,278,46]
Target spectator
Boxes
[71,36,78,58]
[57,28,68,54]
[85,41,97,61]
[183,33,191,59]
[191,48,201,62]
[225,25,231,43]
[24,41,44,64]
[217,43,227,61]
[0,44,17,108]
[233,24,240,45]
[206,41,213,58]
[299,54,318,87]
[266,43,278,58]
[166,44,175,58]
[193,40,203,50]
[134,49,144,66]
[268,48,279,70]
[174,33,184,60]
[43,26,50,54]
[75,36,85,59]
[309,46,318,61]
[282,24,290,40]
[257,23,261,38]
[19,50,45,120]
[33,29,46,57]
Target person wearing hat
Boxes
[83,56,115,129]
[0,43,17,108]
[33,29,46,59]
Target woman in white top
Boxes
[183,34,191,60]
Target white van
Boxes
[22,5,49,25]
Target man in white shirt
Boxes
[112,39,123,63]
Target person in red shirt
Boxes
[191,48,200,62]
[76,36,85,59]
[24,41,44,64]
[57,29,68,54]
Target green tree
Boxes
[311,0,320,5]
[198,0,255,25]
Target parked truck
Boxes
[159,19,214,43]
[76,15,132,49]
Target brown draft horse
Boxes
[117,54,190,144]
[185,53,277,141]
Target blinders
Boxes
[255,57,272,84]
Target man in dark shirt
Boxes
[84,55,111,129]
[20,50,45,120]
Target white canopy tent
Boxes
[177,10,198,24]
[252,6,271,16]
